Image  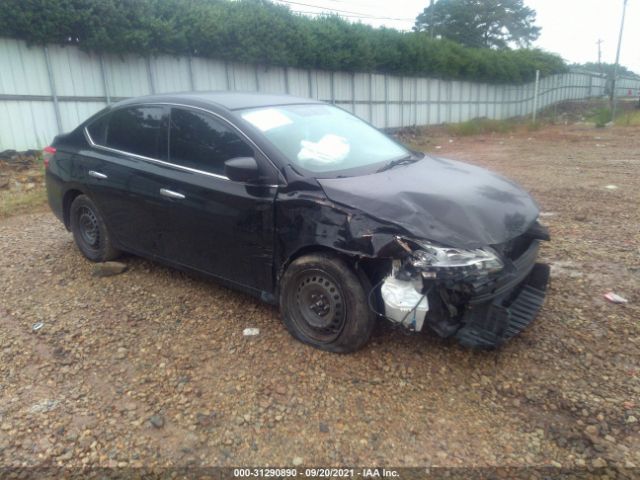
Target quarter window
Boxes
[86,115,108,145]
[169,108,253,175]
[104,106,167,160]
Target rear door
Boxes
[83,105,169,256]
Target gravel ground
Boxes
[0,123,639,472]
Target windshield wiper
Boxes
[376,154,419,173]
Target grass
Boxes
[445,118,517,136]
[0,154,47,219]
[444,117,546,136]
[0,187,47,218]
[615,109,640,126]
[588,107,612,128]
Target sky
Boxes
[273,0,640,75]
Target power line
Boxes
[273,0,415,21]
[275,0,382,17]
[291,9,414,21]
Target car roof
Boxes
[114,91,322,111]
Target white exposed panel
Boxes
[465,82,475,119]
[0,101,58,150]
[353,73,370,101]
[48,44,104,97]
[427,103,439,125]
[480,84,490,117]
[151,55,191,93]
[0,38,50,96]
[310,71,332,101]
[371,74,386,102]
[415,103,427,125]
[371,103,385,128]
[450,81,462,100]
[387,77,401,101]
[2,38,639,150]
[104,53,151,98]
[333,72,352,101]
[258,67,287,94]
[191,58,227,91]
[401,77,413,101]
[507,88,517,117]
[388,104,401,127]
[416,78,428,102]
[229,63,257,91]
[59,101,106,132]
[285,68,308,97]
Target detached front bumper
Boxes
[453,239,550,349]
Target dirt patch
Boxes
[0,124,639,471]
[0,150,47,218]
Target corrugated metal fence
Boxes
[1,37,639,151]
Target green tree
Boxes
[572,62,639,79]
[414,0,541,49]
[0,0,565,83]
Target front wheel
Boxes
[69,194,120,262]
[279,253,375,353]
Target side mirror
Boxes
[224,157,260,183]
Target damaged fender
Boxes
[274,166,409,280]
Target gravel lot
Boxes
[1,123,639,472]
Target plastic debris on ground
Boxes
[31,322,44,332]
[29,399,59,413]
[243,328,260,336]
[604,185,619,190]
[604,292,628,304]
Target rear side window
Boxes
[86,115,108,145]
[169,108,253,175]
[105,106,167,160]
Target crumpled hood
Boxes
[317,156,540,249]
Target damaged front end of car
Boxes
[277,155,551,349]
[375,222,550,349]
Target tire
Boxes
[279,252,376,353]
[69,194,120,262]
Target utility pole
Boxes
[596,38,603,74]
[429,0,435,38]
[610,0,628,121]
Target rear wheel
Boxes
[279,253,375,353]
[69,194,120,262]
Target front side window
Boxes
[239,104,409,174]
[169,108,253,175]
[104,106,166,160]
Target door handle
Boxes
[88,170,108,179]
[160,188,185,200]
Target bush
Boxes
[590,108,612,128]
[0,0,567,84]
[446,118,517,136]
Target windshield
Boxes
[239,104,410,174]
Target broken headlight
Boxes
[410,241,504,276]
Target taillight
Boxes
[43,146,56,168]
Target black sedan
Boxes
[45,92,550,352]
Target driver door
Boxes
[153,107,278,294]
